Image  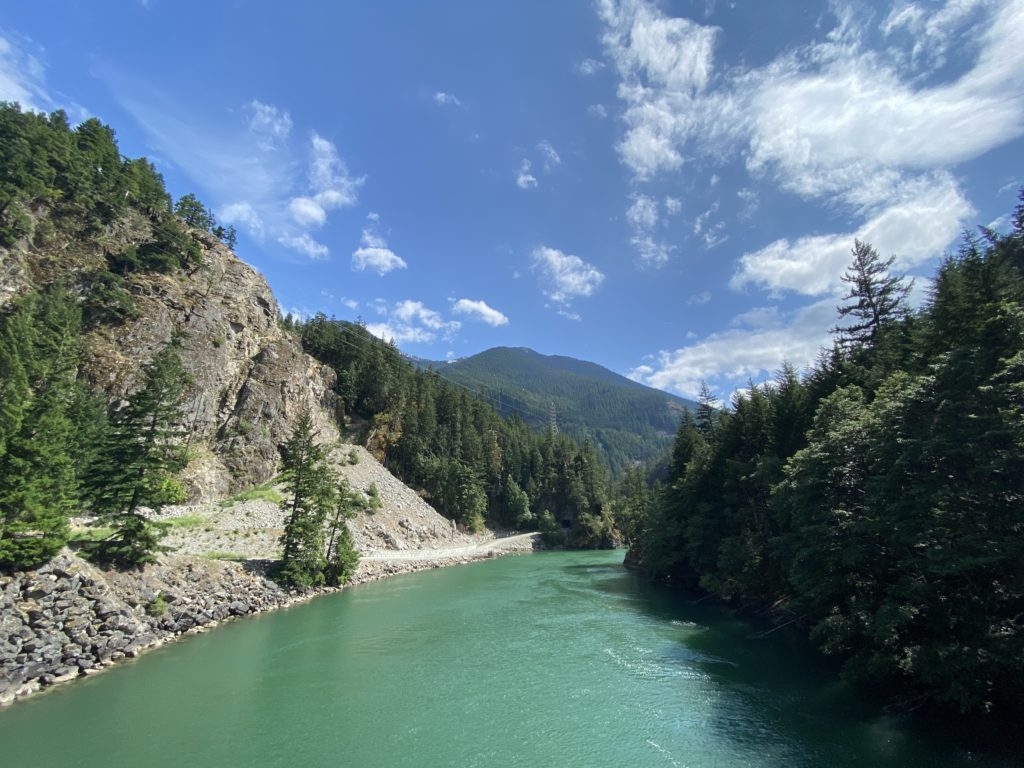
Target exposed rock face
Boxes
[1,213,339,497]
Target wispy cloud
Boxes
[629,298,836,399]
[587,103,608,119]
[516,159,538,189]
[110,86,363,261]
[531,246,605,316]
[626,193,674,266]
[0,33,51,112]
[578,58,605,75]
[351,213,408,275]
[598,0,1024,289]
[537,140,561,170]
[433,91,463,107]
[451,298,509,327]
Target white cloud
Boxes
[246,100,292,144]
[288,196,326,227]
[664,196,682,215]
[731,173,972,295]
[629,298,836,399]
[578,58,606,75]
[627,194,660,230]
[630,234,674,267]
[452,299,510,326]
[687,291,711,306]
[537,140,561,170]
[0,34,52,113]
[111,86,365,262]
[352,215,408,275]
[365,300,461,345]
[587,103,609,118]
[278,233,329,260]
[433,91,462,107]
[516,159,538,189]
[597,0,1022,294]
[626,193,674,266]
[308,133,364,209]
[531,246,605,311]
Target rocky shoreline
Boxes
[0,538,535,709]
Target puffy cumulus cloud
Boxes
[365,300,460,345]
[351,214,408,276]
[452,299,510,327]
[288,196,327,227]
[433,91,462,107]
[628,298,836,399]
[731,173,973,295]
[516,159,538,189]
[531,246,605,311]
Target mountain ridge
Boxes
[421,346,695,475]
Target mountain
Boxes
[423,347,696,476]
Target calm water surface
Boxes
[0,551,1015,767]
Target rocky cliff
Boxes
[1,208,339,497]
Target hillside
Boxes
[423,347,696,475]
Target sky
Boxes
[2,0,1022,402]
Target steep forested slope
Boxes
[422,347,696,476]
[625,215,1024,718]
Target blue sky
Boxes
[2,0,1022,401]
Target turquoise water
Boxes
[0,551,1014,767]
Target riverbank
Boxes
[1,443,541,708]
[0,536,538,708]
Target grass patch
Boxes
[219,481,284,507]
[202,552,248,562]
[161,514,208,529]
[68,526,116,543]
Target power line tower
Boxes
[548,401,559,434]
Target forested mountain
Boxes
[421,347,696,477]
[621,217,1024,719]
[295,319,616,547]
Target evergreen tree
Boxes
[832,240,912,348]
[324,477,361,586]
[86,340,190,567]
[276,410,337,588]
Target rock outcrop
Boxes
[1,210,339,497]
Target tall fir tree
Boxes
[86,340,190,567]
[276,409,337,588]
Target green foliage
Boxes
[84,340,191,567]
[634,201,1024,717]
[0,287,90,570]
[274,410,336,589]
[145,592,169,617]
[297,315,613,546]
[219,482,284,506]
[421,347,698,478]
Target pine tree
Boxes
[0,288,84,570]
[276,410,337,588]
[324,477,361,586]
[86,340,190,567]
[832,240,912,348]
